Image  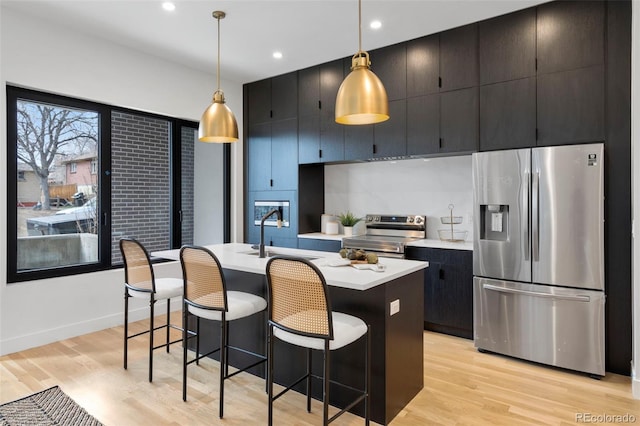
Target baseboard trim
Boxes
[0,299,178,356]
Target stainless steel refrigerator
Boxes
[472,143,605,377]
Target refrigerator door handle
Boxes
[482,283,591,302]
[532,171,540,262]
[523,171,530,261]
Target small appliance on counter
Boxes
[321,214,337,234]
[342,214,426,258]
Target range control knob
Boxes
[366,215,373,222]
[408,217,414,223]
[414,216,423,224]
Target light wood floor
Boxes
[2,315,639,425]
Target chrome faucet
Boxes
[259,208,282,258]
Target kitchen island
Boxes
[152,243,427,425]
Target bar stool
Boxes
[120,238,183,382]
[179,245,268,418]
[265,255,370,426]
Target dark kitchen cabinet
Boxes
[537,1,604,75]
[440,88,479,154]
[298,60,344,164]
[344,124,374,161]
[537,66,605,146]
[405,246,473,339]
[372,100,407,159]
[369,43,407,101]
[247,72,297,125]
[297,238,342,253]
[406,35,439,97]
[479,8,536,85]
[247,119,298,191]
[407,94,439,156]
[440,23,479,92]
[480,77,536,151]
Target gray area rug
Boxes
[0,386,104,426]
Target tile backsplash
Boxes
[324,156,473,241]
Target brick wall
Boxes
[180,126,195,245]
[111,111,171,263]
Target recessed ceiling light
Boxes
[370,20,382,30]
[273,51,283,59]
[162,2,176,12]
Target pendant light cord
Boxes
[217,14,221,93]
[358,0,362,53]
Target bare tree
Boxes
[16,101,98,209]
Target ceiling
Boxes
[2,0,548,85]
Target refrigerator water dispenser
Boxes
[480,204,509,241]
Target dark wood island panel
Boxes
[190,268,425,425]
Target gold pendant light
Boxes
[199,11,239,143]
[335,0,389,125]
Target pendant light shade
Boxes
[199,11,239,143]
[335,0,389,125]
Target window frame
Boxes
[6,85,231,283]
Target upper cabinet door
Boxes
[537,66,605,146]
[270,118,299,190]
[271,72,298,121]
[440,87,478,153]
[407,94,439,156]
[537,1,605,74]
[407,35,440,97]
[298,66,320,117]
[247,79,272,125]
[373,100,407,158]
[319,59,344,112]
[440,23,479,92]
[480,78,536,151]
[369,43,407,101]
[479,8,536,85]
[247,122,272,191]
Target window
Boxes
[6,86,230,283]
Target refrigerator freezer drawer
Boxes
[473,277,605,376]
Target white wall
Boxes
[325,156,474,240]
[0,6,244,355]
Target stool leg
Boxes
[166,299,171,353]
[323,340,330,426]
[182,307,188,402]
[225,321,230,377]
[267,324,274,426]
[219,316,226,418]
[196,317,201,365]
[365,326,371,426]
[306,347,312,412]
[124,291,129,370]
[149,296,155,383]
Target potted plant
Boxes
[338,211,362,237]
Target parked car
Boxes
[27,197,97,236]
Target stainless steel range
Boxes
[342,214,426,258]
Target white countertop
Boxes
[297,233,473,251]
[406,238,473,251]
[152,243,428,291]
[297,232,346,241]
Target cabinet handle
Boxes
[319,100,322,110]
[270,179,273,187]
[439,138,442,149]
[535,57,538,71]
[319,149,323,158]
[373,144,377,154]
[439,268,445,280]
[439,77,442,88]
[270,110,273,118]
[535,128,538,141]
[103,212,108,226]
